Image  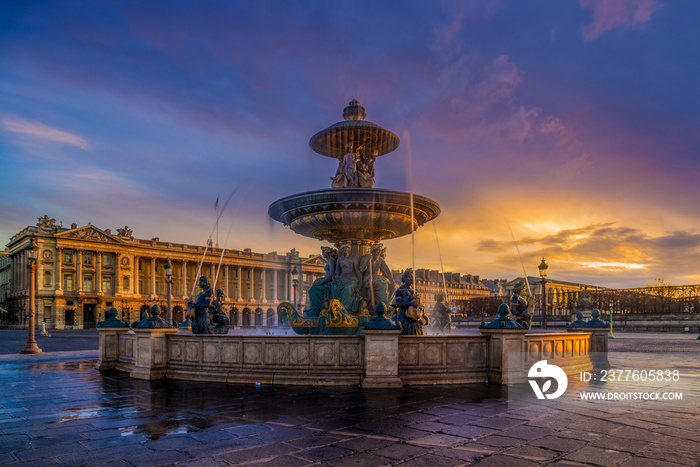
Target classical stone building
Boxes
[3,216,325,329]
[396,269,491,311]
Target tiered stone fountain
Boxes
[268,100,440,334]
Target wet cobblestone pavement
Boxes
[1,331,699,466]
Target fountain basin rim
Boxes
[268,188,441,223]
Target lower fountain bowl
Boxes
[268,188,441,243]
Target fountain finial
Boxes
[343,99,366,121]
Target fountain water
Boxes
[268,100,441,334]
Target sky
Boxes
[1,0,699,289]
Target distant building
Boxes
[481,279,508,297]
[394,268,491,311]
[3,215,324,329]
[504,277,607,316]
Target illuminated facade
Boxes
[4,216,324,329]
[403,269,491,311]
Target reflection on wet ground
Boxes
[2,333,700,465]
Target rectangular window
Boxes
[102,276,112,294]
[123,276,130,291]
[83,253,93,266]
[65,309,75,326]
[64,251,74,265]
[103,254,112,268]
[139,279,144,294]
[64,274,74,292]
[84,275,93,292]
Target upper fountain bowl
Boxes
[309,100,400,158]
[268,188,440,244]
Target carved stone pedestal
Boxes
[479,328,529,384]
[362,329,402,388]
[130,328,178,380]
[96,328,131,370]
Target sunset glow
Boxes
[1,1,699,289]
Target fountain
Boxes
[269,100,440,334]
[98,100,608,387]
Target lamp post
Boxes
[609,299,615,339]
[20,239,42,354]
[291,265,299,309]
[538,257,549,330]
[164,258,173,323]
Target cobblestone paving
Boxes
[0,331,699,466]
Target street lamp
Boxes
[164,258,173,323]
[20,239,42,354]
[291,265,299,309]
[538,257,548,330]
[609,299,615,339]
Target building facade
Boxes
[399,269,491,312]
[3,216,325,329]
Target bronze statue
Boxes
[332,244,361,312]
[359,243,395,312]
[331,144,359,188]
[210,288,230,334]
[431,294,451,334]
[307,246,337,316]
[393,269,429,335]
[510,281,533,329]
[190,276,213,334]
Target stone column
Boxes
[478,328,529,385]
[114,253,121,294]
[209,264,215,284]
[261,269,267,303]
[224,265,229,300]
[77,250,83,292]
[150,258,156,297]
[285,270,289,302]
[96,251,102,293]
[237,266,242,301]
[182,261,188,297]
[362,330,402,388]
[251,267,256,302]
[132,256,138,296]
[272,269,278,302]
[56,248,63,293]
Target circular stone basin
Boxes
[268,188,440,243]
[309,120,400,158]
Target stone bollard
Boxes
[362,329,403,388]
[566,310,610,370]
[96,327,131,370]
[130,304,179,380]
[478,328,529,384]
[96,306,130,370]
[130,327,178,379]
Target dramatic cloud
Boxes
[0,115,88,149]
[580,0,663,42]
